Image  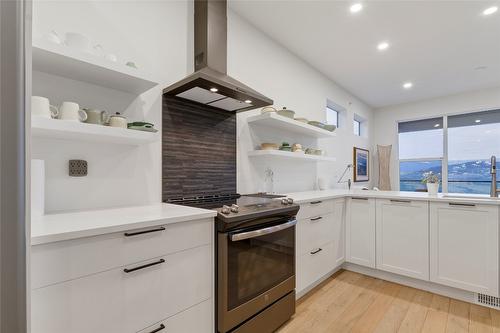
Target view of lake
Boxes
[400,159,499,194]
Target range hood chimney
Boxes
[163,0,273,112]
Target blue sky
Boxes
[399,123,500,161]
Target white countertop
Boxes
[31,203,217,245]
[285,189,500,205]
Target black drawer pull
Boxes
[390,199,411,204]
[310,201,323,205]
[310,248,323,255]
[310,216,323,221]
[449,202,476,207]
[148,324,165,333]
[352,197,369,200]
[124,259,165,273]
[124,227,166,237]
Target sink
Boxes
[441,193,500,200]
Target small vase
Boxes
[426,183,439,195]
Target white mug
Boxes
[108,112,127,128]
[65,32,91,52]
[32,96,58,119]
[58,102,87,122]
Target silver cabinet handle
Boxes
[230,219,297,241]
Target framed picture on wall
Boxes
[353,147,369,182]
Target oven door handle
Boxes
[230,219,297,241]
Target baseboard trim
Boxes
[343,263,476,304]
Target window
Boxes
[326,106,338,127]
[398,110,500,194]
[353,119,361,136]
[398,117,443,192]
[447,110,500,194]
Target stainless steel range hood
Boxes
[163,0,273,112]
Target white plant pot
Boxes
[427,182,439,195]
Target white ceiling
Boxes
[229,1,500,108]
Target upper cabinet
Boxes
[376,199,429,280]
[32,40,159,95]
[430,202,499,296]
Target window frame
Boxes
[325,105,339,128]
[353,119,361,136]
[396,108,500,193]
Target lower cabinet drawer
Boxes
[296,200,334,220]
[31,245,212,333]
[296,241,334,293]
[297,213,335,256]
[137,299,213,333]
[31,218,212,289]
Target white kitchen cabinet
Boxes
[297,242,335,292]
[430,202,499,296]
[31,244,212,333]
[31,218,212,289]
[376,199,429,280]
[296,198,344,294]
[137,299,212,333]
[346,197,376,268]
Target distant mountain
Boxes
[400,159,492,181]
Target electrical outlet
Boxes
[69,159,88,177]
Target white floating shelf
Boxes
[247,112,336,138]
[32,40,159,94]
[248,150,336,162]
[31,117,158,145]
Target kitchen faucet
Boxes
[491,156,500,197]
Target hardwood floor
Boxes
[278,270,500,333]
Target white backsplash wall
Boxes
[228,12,374,194]
[32,0,191,212]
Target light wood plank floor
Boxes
[278,270,500,333]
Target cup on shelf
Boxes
[31,96,58,119]
[64,32,91,53]
[108,112,127,128]
[83,108,109,125]
[58,102,87,122]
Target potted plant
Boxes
[422,171,440,195]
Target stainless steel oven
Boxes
[217,216,296,333]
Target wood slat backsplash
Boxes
[162,96,237,201]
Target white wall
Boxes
[32,0,191,212]
[229,12,373,194]
[373,86,500,191]
[32,1,374,213]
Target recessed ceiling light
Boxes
[210,87,218,92]
[377,42,390,51]
[434,124,440,128]
[403,82,413,89]
[350,3,363,13]
[483,6,498,15]
[244,100,252,104]
[475,119,481,123]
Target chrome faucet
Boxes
[491,156,499,197]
